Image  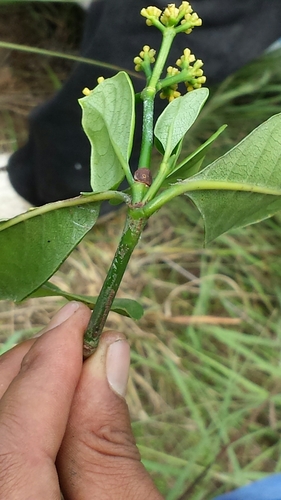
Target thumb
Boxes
[57,330,163,500]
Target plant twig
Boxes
[83,209,148,357]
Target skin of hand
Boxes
[0,301,164,500]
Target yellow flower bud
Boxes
[133,45,156,72]
[82,87,92,96]
[197,76,207,84]
[161,4,180,26]
[179,1,193,15]
[140,6,162,23]
[194,59,203,69]
[167,65,180,76]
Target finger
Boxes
[0,299,88,399]
[0,301,91,499]
[0,339,35,398]
[58,330,163,500]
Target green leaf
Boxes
[28,282,144,320]
[165,124,227,183]
[0,201,100,301]
[154,88,209,157]
[179,113,281,244]
[79,72,135,192]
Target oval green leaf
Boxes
[180,113,281,244]
[154,87,209,157]
[79,72,135,192]
[0,201,100,301]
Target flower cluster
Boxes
[176,48,206,90]
[141,2,202,34]
[160,66,181,101]
[176,47,195,68]
[159,48,206,101]
[179,50,206,89]
[140,5,162,26]
[133,45,156,72]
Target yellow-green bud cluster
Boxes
[160,3,183,27]
[159,49,206,101]
[140,6,162,26]
[133,45,156,72]
[177,49,206,91]
[180,10,202,34]
[141,2,202,34]
[160,66,181,102]
[176,47,195,67]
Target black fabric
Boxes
[7,0,281,209]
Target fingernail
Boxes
[106,339,130,397]
[34,301,81,337]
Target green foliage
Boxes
[181,113,281,243]
[154,87,209,157]
[0,201,100,301]
[164,124,227,183]
[80,72,135,192]
[29,281,144,320]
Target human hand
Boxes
[0,302,163,499]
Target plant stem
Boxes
[84,29,178,356]
[137,28,176,170]
[138,95,155,169]
[142,179,281,218]
[142,156,170,203]
[83,210,148,357]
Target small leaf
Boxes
[80,72,135,192]
[0,201,100,301]
[154,88,209,157]
[178,114,281,244]
[111,298,143,320]
[165,124,227,183]
[28,282,144,320]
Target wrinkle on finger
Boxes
[0,339,35,399]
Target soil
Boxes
[0,1,84,152]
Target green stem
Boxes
[137,28,176,171]
[149,28,176,90]
[142,179,281,218]
[138,96,155,168]
[0,191,129,231]
[83,210,148,357]
[142,157,170,203]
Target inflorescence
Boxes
[135,2,206,101]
